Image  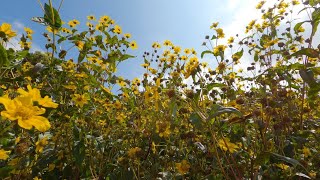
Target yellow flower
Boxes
[0,23,17,40]
[127,147,141,158]
[19,41,32,49]
[17,85,58,108]
[24,27,33,35]
[72,93,89,107]
[46,26,59,34]
[256,0,266,9]
[210,22,219,29]
[68,19,80,28]
[173,46,181,54]
[87,15,96,21]
[215,28,225,38]
[218,138,240,153]
[152,42,161,49]
[124,33,131,38]
[302,146,311,157]
[100,15,110,23]
[276,163,289,170]
[75,41,84,50]
[156,121,171,138]
[184,48,191,54]
[0,149,10,160]
[0,95,51,132]
[175,160,190,175]
[129,41,138,50]
[113,25,122,34]
[163,40,173,46]
[36,137,48,153]
[213,45,227,56]
[292,0,300,5]
[227,37,234,44]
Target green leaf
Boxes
[270,152,306,169]
[190,113,203,129]
[44,3,62,29]
[201,50,214,58]
[57,36,66,44]
[207,104,242,121]
[232,48,243,60]
[207,83,226,91]
[310,66,320,75]
[255,152,270,166]
[299,69,316,86]
[0,43,8,67]
[95,35,106,50]
[119,54,135,62]
[211,35,217,40]
[78,51,86,63]
[294,21,307,34]
[254,51,259,62]
[291,48,319,58]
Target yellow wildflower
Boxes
[218,138,240,153]
[68,19,80,28]
[152,42,161,49]
[129,40,138,50]
[0,149,10,160]
[210,22,219,29]
[24,27,33,35]
[124,33,131,38]
[72,93,89,107]
[175,160,190,175]
[302,146,311,157]
[215,28,225,38]
[35,137,48,153]
[113,25,122,34]
[0,23,17,40]
[0,95,51,132]
[87,15,96,21]
[227,37,234,44]
[127,147,141,159]
[17,85,58,108]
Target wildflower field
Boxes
[0,0,320,179]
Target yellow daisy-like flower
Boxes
[72,93,89,107]
[152,42,161,49]
[100,15,110,23]
[213,45,227,56]
[218,138,240,153]
[124,33,131,38]
[24,27,33,35]
[127,147,141,159]
[35,137,48,153]
[227,37,234,44]
[68,19,80,28]
[87,15,96,21]
[210,22,219,29]
[175,160,190,175]
[17,85,58,108]
[0,95,51,132]
[163,40,172,46]
[113,25,122,34]
[75,41,84,50]
[215,28,225,38]
[0,149,10,160]
[0,23,17,40]
[129,40,138,50]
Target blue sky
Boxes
[0,0,261,79]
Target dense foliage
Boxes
[0,0,320,179]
